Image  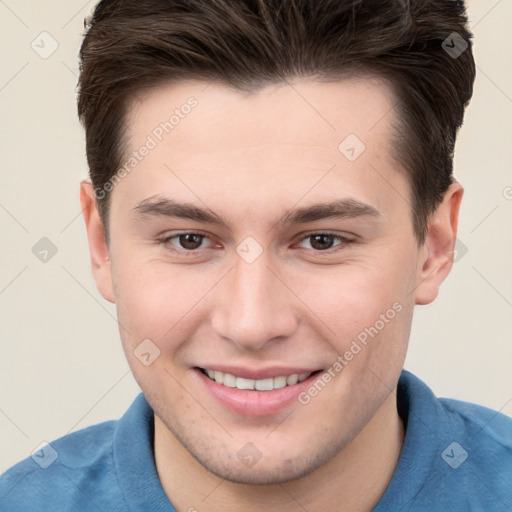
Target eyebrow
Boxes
[131,195,381,229]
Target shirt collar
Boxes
[113,393,177,511]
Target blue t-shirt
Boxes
[1,370,511,511]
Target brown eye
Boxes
[159,232,213,255]
[296,233,353,253]
[178,233,205,250]
[309,234,336,251]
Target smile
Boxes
[200,368,314,391]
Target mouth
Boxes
[194,366,324,416]
[198,367,318,391]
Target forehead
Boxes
[127,76,397,153]
[115,77,406,226]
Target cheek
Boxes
[291,259,414,367]
[111,258,202,393]
[111,255,221,346]
[296,262,408,327]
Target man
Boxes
[1,0,511,510]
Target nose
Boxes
[211,250,299,352]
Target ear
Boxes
[414,181,464,305]
[80,180,115,303]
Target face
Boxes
[82,76,453,485]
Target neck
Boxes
[154,391,404,512]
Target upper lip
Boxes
[196,365,323,380]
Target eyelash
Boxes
[157,231,354,256]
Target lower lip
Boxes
[194,368,321,416]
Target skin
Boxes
[81,77,463,511]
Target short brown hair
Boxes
[77,0,475,244]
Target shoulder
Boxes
[383,371,512,510]
[437,397,512,510]
[400,370,512,449]
[440,395,512,438]
[0,419,123,511]
[405,370,512,475]
[439,396,512,468]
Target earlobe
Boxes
[80,180,116,303]
[414,182,464,305]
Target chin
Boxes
[197,452,326,485]
[173,421,351,486]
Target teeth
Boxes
[203,369,313,390]
[255,378,273,391]
[286,374,298,385]
[273,376,287,389]
[223,373,237,388]
[236,377,255,390]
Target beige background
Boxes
[1,0,511,473]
